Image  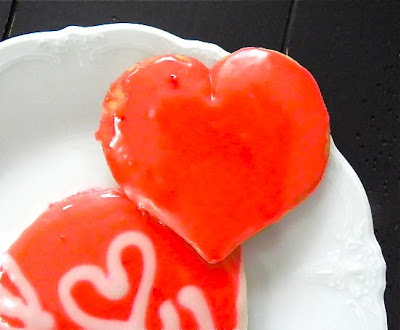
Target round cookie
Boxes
[0,189,246,329]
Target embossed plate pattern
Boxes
[0,24,387,329]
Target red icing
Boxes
[96,48,330,263]
[0,189,243,329]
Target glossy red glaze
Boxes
[96,48,330,263]
[0,189,243,329]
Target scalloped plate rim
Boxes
[0,23,387,329]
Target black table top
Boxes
[1,1,399,329]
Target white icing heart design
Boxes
[58,231,216,329]
[0,254,55,329]
[58,231,155,329]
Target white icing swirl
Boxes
[0,254,55,329]
[159,300,180,329]
[178,285,215,329]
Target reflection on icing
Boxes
[62,204,73,211]
[58,231,156,329]
[178,285,215,329]
[0,254,55,329]
[154,56,193,66]
[100,191,122,199]
[109,117,122,149]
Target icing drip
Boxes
[233,260,247,330]
[0,254,55,329]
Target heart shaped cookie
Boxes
[0,189,245,329]
[96,48,330,263]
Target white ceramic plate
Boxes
[0,24,386,329]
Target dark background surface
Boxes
[0,0,398,328]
